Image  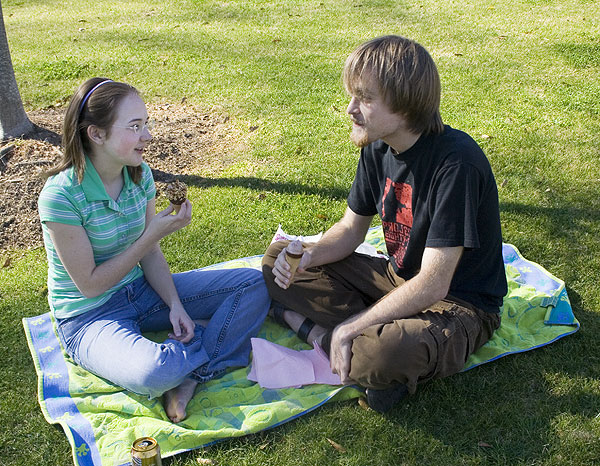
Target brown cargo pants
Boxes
[261,240,500,394]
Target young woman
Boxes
[38,77,270,423]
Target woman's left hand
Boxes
[168,304,195,343]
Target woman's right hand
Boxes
[145,199,193,241]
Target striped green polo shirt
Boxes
[38,157,156,319]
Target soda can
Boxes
[131,437,162,466]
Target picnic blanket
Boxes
[23,226,579,466]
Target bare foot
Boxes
[282,309,328,347]
[163,378,198,423]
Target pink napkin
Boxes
[248,338,342,389]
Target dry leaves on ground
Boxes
[0,101,235,252]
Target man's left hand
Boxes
[329,323,357,385]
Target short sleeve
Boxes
[347,150,379,216]
[38,184,83,226]
[426,162,482,249]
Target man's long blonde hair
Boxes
[343,35,444,136]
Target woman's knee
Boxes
[235,268,270,306]
[121,348,186,396]
[241,267,267,287]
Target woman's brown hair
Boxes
[45,77,143,183]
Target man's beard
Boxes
[350,126,370,148]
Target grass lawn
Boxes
[2,0,599,464]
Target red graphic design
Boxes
[381,178,413,268]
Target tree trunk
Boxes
[0,1,33,141]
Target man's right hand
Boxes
[272,244,312,289]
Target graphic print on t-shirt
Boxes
[381,178,413,268]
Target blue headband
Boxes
[78,80,113,115]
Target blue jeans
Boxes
[56,267,270,399]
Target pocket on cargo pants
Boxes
[349,300,490,394]
[424,301,492,380]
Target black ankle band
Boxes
[297,318,316,343]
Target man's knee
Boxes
[261,240,291,301]
[261,240,288,271]
[349,320,435,392]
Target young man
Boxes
[262,35,507,412]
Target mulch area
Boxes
[0,102,232,253]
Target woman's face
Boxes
[99,93,152,168]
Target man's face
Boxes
[346,79,409,148]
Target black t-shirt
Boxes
[347,125,507,313]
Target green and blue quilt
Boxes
[23,227,579,465]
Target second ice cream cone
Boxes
[285,240,304,283]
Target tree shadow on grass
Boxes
[152,169,350,201]
[499,198,600,287]
[551,42,600,69]
[500,201,600,236]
